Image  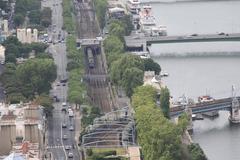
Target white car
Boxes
[68,152,73,158]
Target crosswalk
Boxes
[47,145,64,149]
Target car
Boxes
[191,33,198,36]
[63,134,67,140]
[69,126,74,131]
[62,123,67,128]
[218,32,225,35]
[56,82,60,86]
[62,83,66,86]
[65,145,71,150]
[60,79,68,83]
[68,152,73,158]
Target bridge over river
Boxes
[170,96,240,124]
[124,33,240,51]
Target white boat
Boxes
[139,5,167,36]
[160,72,169,77]
[131,51,151,59]
[126,0,141,15]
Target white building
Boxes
[3,20,8,35]
[17,28,38,44]
[0,45,6,64]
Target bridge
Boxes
[124,33,240,51]
[170,96,240,124]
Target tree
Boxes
[41,7,52,27]
[104,35,124,54]
[132,86,183,160]
[93,0,108,29]
[144,58,161,74]
[29,10,41,24]
[16,58,56,97]
[122,67,144,97]
[35,94,54,116]
[110,54,144,86]
[109,22,125,40]
[14,13,25,26]
[160,87,170,119]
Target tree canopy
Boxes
[160,87,170,119]
[132,85,183,160]
[0,58,56,103]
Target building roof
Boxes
[3,153,26,160]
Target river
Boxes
[145,0,240,159]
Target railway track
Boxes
[75,0,113,113]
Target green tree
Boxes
[29,10,41,24]
[41,7,52,27]
[104,35,124,54]
[35,94,54,116]
[160,87,170,119]
[93,0,108,29]
[14,13,25,26]
[122,67,143,97]
[144,58,161,74]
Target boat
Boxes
[198,95,214,103]
[138,5,167,36]
[126,0,141,15]
[131,51,151,59]
[160,72,169,77]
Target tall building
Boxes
[26,28,32,44]
[0,45,6,64]
[3,19,8,35]
[16,28,38,44]
[32,29,38,43]
[0,103,45,156]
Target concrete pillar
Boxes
[185,105,193,133]
[26,28,32,43]
[229,97,240,123]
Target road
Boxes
[0,64,5,102]
[42,0,80,159]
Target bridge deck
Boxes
[170,97,240,117]
[124,33,240,48]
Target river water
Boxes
[145,0,240,160]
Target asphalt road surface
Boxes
[42,0,80,159]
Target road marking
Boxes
[47,145,64,149]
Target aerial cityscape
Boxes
[0,0,240,159]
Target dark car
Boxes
[62,83,66,86]
[60,79,68,83]
[191,33,198,36]
[218,32,225,35]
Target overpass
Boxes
[124,33,240,51]
[170,96,240,124]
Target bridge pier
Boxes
[185,105,193,133]
[229,97,240,124]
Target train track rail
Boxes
[75,0,113,113]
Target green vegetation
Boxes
[2,36,48,63]
[160,87,170,119]
[144,58,161,74]
[132,85,189,160]
[110,54,144,97]
[62,0,75,34]
[86,148,127,160]
[0,58,56,103]
[188,143,208,160]
[93,0,108,29]
[35,94,54,116]
[13,0,51,28]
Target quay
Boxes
[124,33,240,51]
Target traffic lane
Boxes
[0,64,5,101]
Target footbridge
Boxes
[170,96,240,124]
